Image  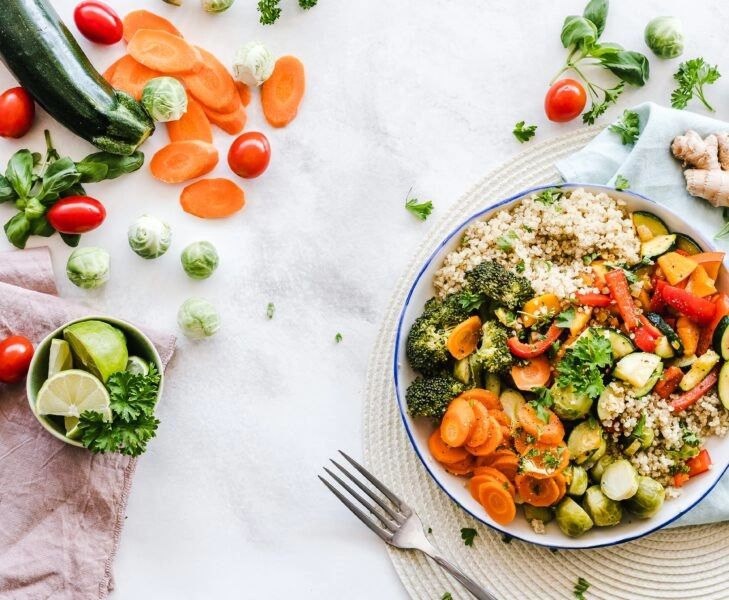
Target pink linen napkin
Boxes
[0,247,175,599]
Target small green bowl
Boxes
[26,316,164,447]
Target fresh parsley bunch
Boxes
[671,58,721,112]
[556,334,613,399]
[258,0,318,25]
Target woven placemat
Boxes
[362,127,729,600]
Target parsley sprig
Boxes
[555,334,613,399]
[671,58,721,112]
[573,576,590,599]
[258,0,318,24]
[608,109,640,145]
[405,188,434,221]
[513,121,537,143]
[460,527,478,546]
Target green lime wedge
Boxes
[64,416,82,440]
[125,355,150,376]
[35,369,111,420]
[63,320,128,383]
[48,338,74,378]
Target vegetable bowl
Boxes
[393,183,729,549]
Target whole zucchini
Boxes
[0,0,154,155]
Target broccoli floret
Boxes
[464,260,534,310]
[406,375,466,419]
[471,320,514,375]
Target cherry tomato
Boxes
[227,132,271,179]
[73,1,123,45]
[544,78,587,123]
[0,336,34,384]
[0,87,35,138]
[47,196,107,234]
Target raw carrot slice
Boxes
[478,481,517,525]
[455,388,501,410]
[150,140,218,183]
[183,47,237,112]
[122,9,183,42]
[517,403,565,444]
[109,54,162,101]
[101,55,126,84]
[428,429,469,465]
[166,95,213,143]
[180,178,245,219]
[127,29,202,75]
[511,354,551,391]
[465,402,491,448]
[235,81,252,107]
[203,102,247,135]
[261,55,306,128]
[440,397,476,447]
[515,473,563,507]
[446,316,482,360]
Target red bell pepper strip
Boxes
[652,366,684,399]
[605,269,640,330]
[673,471,690,487]
[633,325,659,353]
[670,365,720,412]
[506,323,563,359]
[661,285,717,326]
[697,292,729,355]
[686,448,712,477]
[574,292,613,307]
[649,280,667,314]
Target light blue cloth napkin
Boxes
[557,101,729,527]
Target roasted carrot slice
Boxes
[478,481,517,525]
[675,316,700,356]
[465,415,503,456]
[469,471,514,502]
[166,95,213,143]
[203,102,247,135]
[456,388,501,410]
[122,9,183,42]
[447,315,482,360]
[261,55,306,128]
[428,428,469,465]
[511,354,552,391]
[440,397,476,447]
[150,140,218,183]
[518,442,569,479]
[180,177,245,219]
[483,451,520,482]
[183,47,238,112]
[109,54,162,101]
[516,403,564,445]
[515,473,564,507]
[443,455,475,476]
[127,29,202,74]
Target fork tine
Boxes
[338,450,410,514]
[329,459,405,523]
[318,475,393,542]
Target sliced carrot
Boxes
[166,95,213,143]
[122,9,183,42]
[127,29,202,75]
[180,177,245,219]
[109,54,162,101]
[442,455,475,476]
[469,471,515,502]
[478,481,517,525]
[150,140,218,183]
[465,415,503,456]
[261,55,306,128]
[464,401,491,448]
[512,426,536,455]
[455,388,501,410]
[428,428,469,465]
[101,55,126,84]
[440,398,476,447]
[183,47,238,112]
[235,81,252,107]
[518,442,569,479]
[515,473,564,507]
[675,316,700,356]
[447,315,482,360]
[484,451,520,483]
[516,403,565,445]
[511,354,551,391]
[203,102,247,135]
[488,408,513,440]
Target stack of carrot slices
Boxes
[429,389,570,526]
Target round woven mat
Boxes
[362,127,729,600]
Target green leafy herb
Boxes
[582,252,599,265]
[460,527,478,547]
[535,188,564,206]
[335,332,343,343]
[614,174,630,190]
[405,188,434,221]
[267,302,275,319]
[556,334,612,399]
[501,533,513,543]
[521,224,534,233]
[530,386,555,423]
[457,290,487,312]
[715,208,729,240]
[299,0,317,7]
[681,423,701,447]
[515,259,526,274]
[608,109,640,145]
[257,0,282,24]
[556,306,576,328]
[427,527,433,534]
[496,235,514,252]
[671,58,721,112]
[574,576,590,599]
[441,594,454,600]
[513,121,537,143]
[632,412,646,438]
[78,366,161,457]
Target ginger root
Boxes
[671,129,729,207]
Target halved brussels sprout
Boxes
[565,464,589,497]
[644,16,684,59]
[128,214,172,259]
[202,0,235,12]
[523,504,553,524]
[66,247,110,289]
[141,77,188,122]
[582,485,623,526]
[550,383,593,421]
[589,454,616,484]
[600,459,640,501]
[555,497,594,537]
[567,419,605,465]
[625,476,666,519]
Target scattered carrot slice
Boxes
[203,102,247,135]
[511,354,552,391]
[516,403,565,444]
[446,315,482,360]
[109,54,162,101]
[456,388,501,410]
[235,81,252,107]
[261,55,306,128]
[150,140,218,183]
[127,29,203,75]
[122,9,183,42]
[440,397,476,448]
[514,472,564,507]
[180,177,245,219]
[183,46,238,112]
[478,481,517,525]
[428,429,469,465]
[166,95,213,143]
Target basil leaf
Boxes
[60,183,87,198]
[39,157,81,199]
[24,197,46,220]
[599,50,650,86]
[78,150,144,180]
[4,212,31,249]
[0,175,18,204]
[76,161,109,184]
[60,232,81,247]
[561,15,598,49]
[29,215,56,237]
[583,0,608,37]
[6,150,34,199]
[588,42,623,57]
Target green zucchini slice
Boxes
[712,315,729,360]
[674,232,703,255]
[632,211,670,237]
[640,234,677,259]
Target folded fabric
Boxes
[556,102,729,527]
[0,247,175,599]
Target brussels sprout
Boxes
[162,0,182,4]
[66,247,110,289]
[128,215,172,259]
[181,241,219,279]
[523,504,553,524]
[555,497,594,537]
[589,454,616,484]
[551,383,593,421]
[202,0,234,12]
[565,465,589,497]
[567,419,605,465]
[582,485,623,526]
[177,298,221,339]
[625,476,665,519]
[232,41,275,87]
[141,77,188,122]
[644,16,684,59]
[600,459,640,501]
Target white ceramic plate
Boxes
[393,183,729,549]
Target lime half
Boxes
[125,355,150,376]
[35,369,111,421]
[48,338,73,377]
[63,320,128,383]
[64,416,82,440]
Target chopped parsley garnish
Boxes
[496,235,514,252]
[608,109,640,145]
[457,290,487,312]
[267,302,275,319]
[681,423,701,447]
[530,386,555,423]
[573,576,590,599]
[405,188,434,221]
[513,121,537,143]
[535,188,564,206]
[257,0,282,24]
[583,252,600,265]
[614,174,630,190]
[556,306,576,329]
[335,332,343,343]
[515,259,526,274]
[460,527,478,547]
[299,0,318,8]
[556,334,613,399]
[441,594,453,600]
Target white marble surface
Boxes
[3,1,729,598]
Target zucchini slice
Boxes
[645,312,684,355]
[675,232,703,255]
[632,211,670,238]
[712,315,729,360]
[580,327,635,359]
[632,363,663,398]
[640,234,677,259]
[679,350,721,391]
[718,362,729,409]
[613,352,662,389]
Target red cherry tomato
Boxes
[227,132,271,179]
[544,78,587,123]
[0,336,34,384]
[47,196,107,234]
[73,1,123,45]
[0,87,35,138]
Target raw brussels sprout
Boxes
[66,247,110,289]
[600,459,640,501]
[625,476,665,519]
[565,465,589,497]
[555,497,594,538]
[523,504,553,524]
[141,77,188,122]
[551,383,593,421]
[567,419,605,465]
[181,241,219,279]
[162,0,182,4]
[177,298,221,339]
[232,41,275,87]
[128,215,172,259]
[644,16,684,59]
[582,485,623,526]
[202,0,234,12]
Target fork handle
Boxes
[428,553,498,600]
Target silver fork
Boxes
[319,451,498,600]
